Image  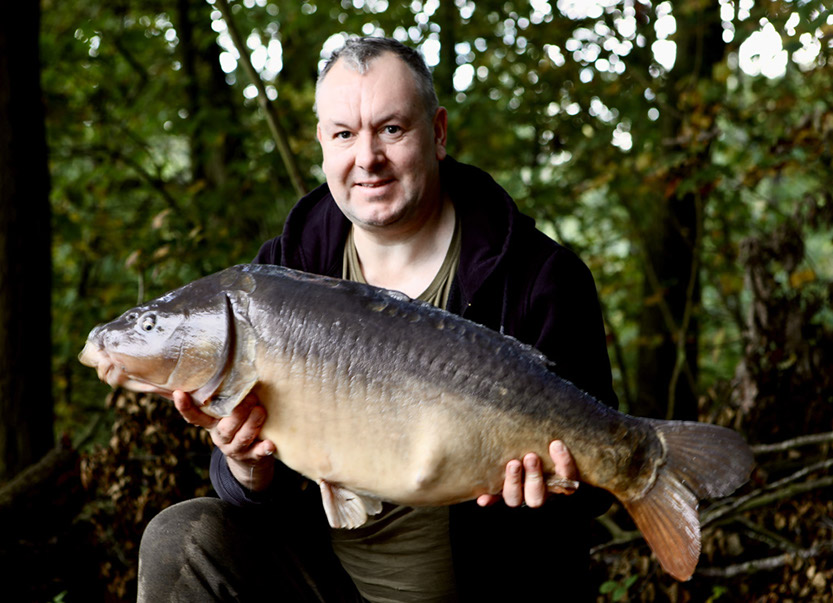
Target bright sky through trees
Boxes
[83,0,829,158]
[205,0,830,106]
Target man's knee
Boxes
[138,497,241,601]
[140,497,228,557]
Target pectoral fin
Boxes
[192,294,258,418]
[319,481,383,529]
[202,370,258,418]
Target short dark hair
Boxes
[315,37,439,122]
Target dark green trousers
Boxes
[138,497,364,602]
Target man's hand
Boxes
[173,391,276,491]
[476,440,578,508]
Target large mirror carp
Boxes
[80,264,754,581]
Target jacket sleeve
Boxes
[210,447,278,506]
[252,236,282,265]
[523,245,618,409]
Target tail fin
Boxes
[622,421,754,581]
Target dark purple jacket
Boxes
[211,156,617,600]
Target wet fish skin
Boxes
[79,264,754,581]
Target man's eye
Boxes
[336,131,352,140]
[384,125,402,135]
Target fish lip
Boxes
[96,358,122,388]
[78,341,105,368]
[103,361,173,396]
[100,362,113,384]
[89,350,172,396]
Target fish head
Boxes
[79,288,232,400]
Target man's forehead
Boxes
[322,53,413,87]
[329,50,406,77]
[316,55,421,117]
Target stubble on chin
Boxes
[341,189,411,229]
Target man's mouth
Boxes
[355,179,393,188]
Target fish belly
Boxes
[254,352,552,506]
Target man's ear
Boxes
[433,107,448,160]
[316,122,323,144]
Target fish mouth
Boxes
[79,342,119,385]
[79,341,173,397]
[78,341,104,369]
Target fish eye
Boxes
[140,315,156,331]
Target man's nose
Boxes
[355,133,385,171]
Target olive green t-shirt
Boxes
[342,218,461,309]
[335,220,461,602]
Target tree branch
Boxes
[702,459,833,527]
[665,191,703,419]
[214,0,307,198]
[751,431,833,454]
[735,516,803,554]
[697,542,833,578]
[599,297,635,410]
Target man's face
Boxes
[316,53,447,234]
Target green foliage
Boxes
[45,0,832,432]
[39,0,833,598]
[599,574,638,600]
[708,584,729,601]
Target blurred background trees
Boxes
[1,0,831,600]
[41,0,832,428]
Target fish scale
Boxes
[79,263,754,581]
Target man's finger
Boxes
[547,440,579,495]
[522,453,546,508]
[502,459,524,507]
[211,400,255,447]
[231,405,267,450]
[173,390,218,430]
[476,494,500,507]
[252,439,276,459]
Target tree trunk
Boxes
[633,3,724,420]
[0,0,54,481]
[433,0,457,105]
[634,188,702,420]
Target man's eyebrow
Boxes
[321,113,412,130]
[374,112,409,125]
[327,120,353,130]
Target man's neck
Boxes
[352,194,456,297]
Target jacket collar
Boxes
[279,156,526,307]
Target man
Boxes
[138,37,617,602]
